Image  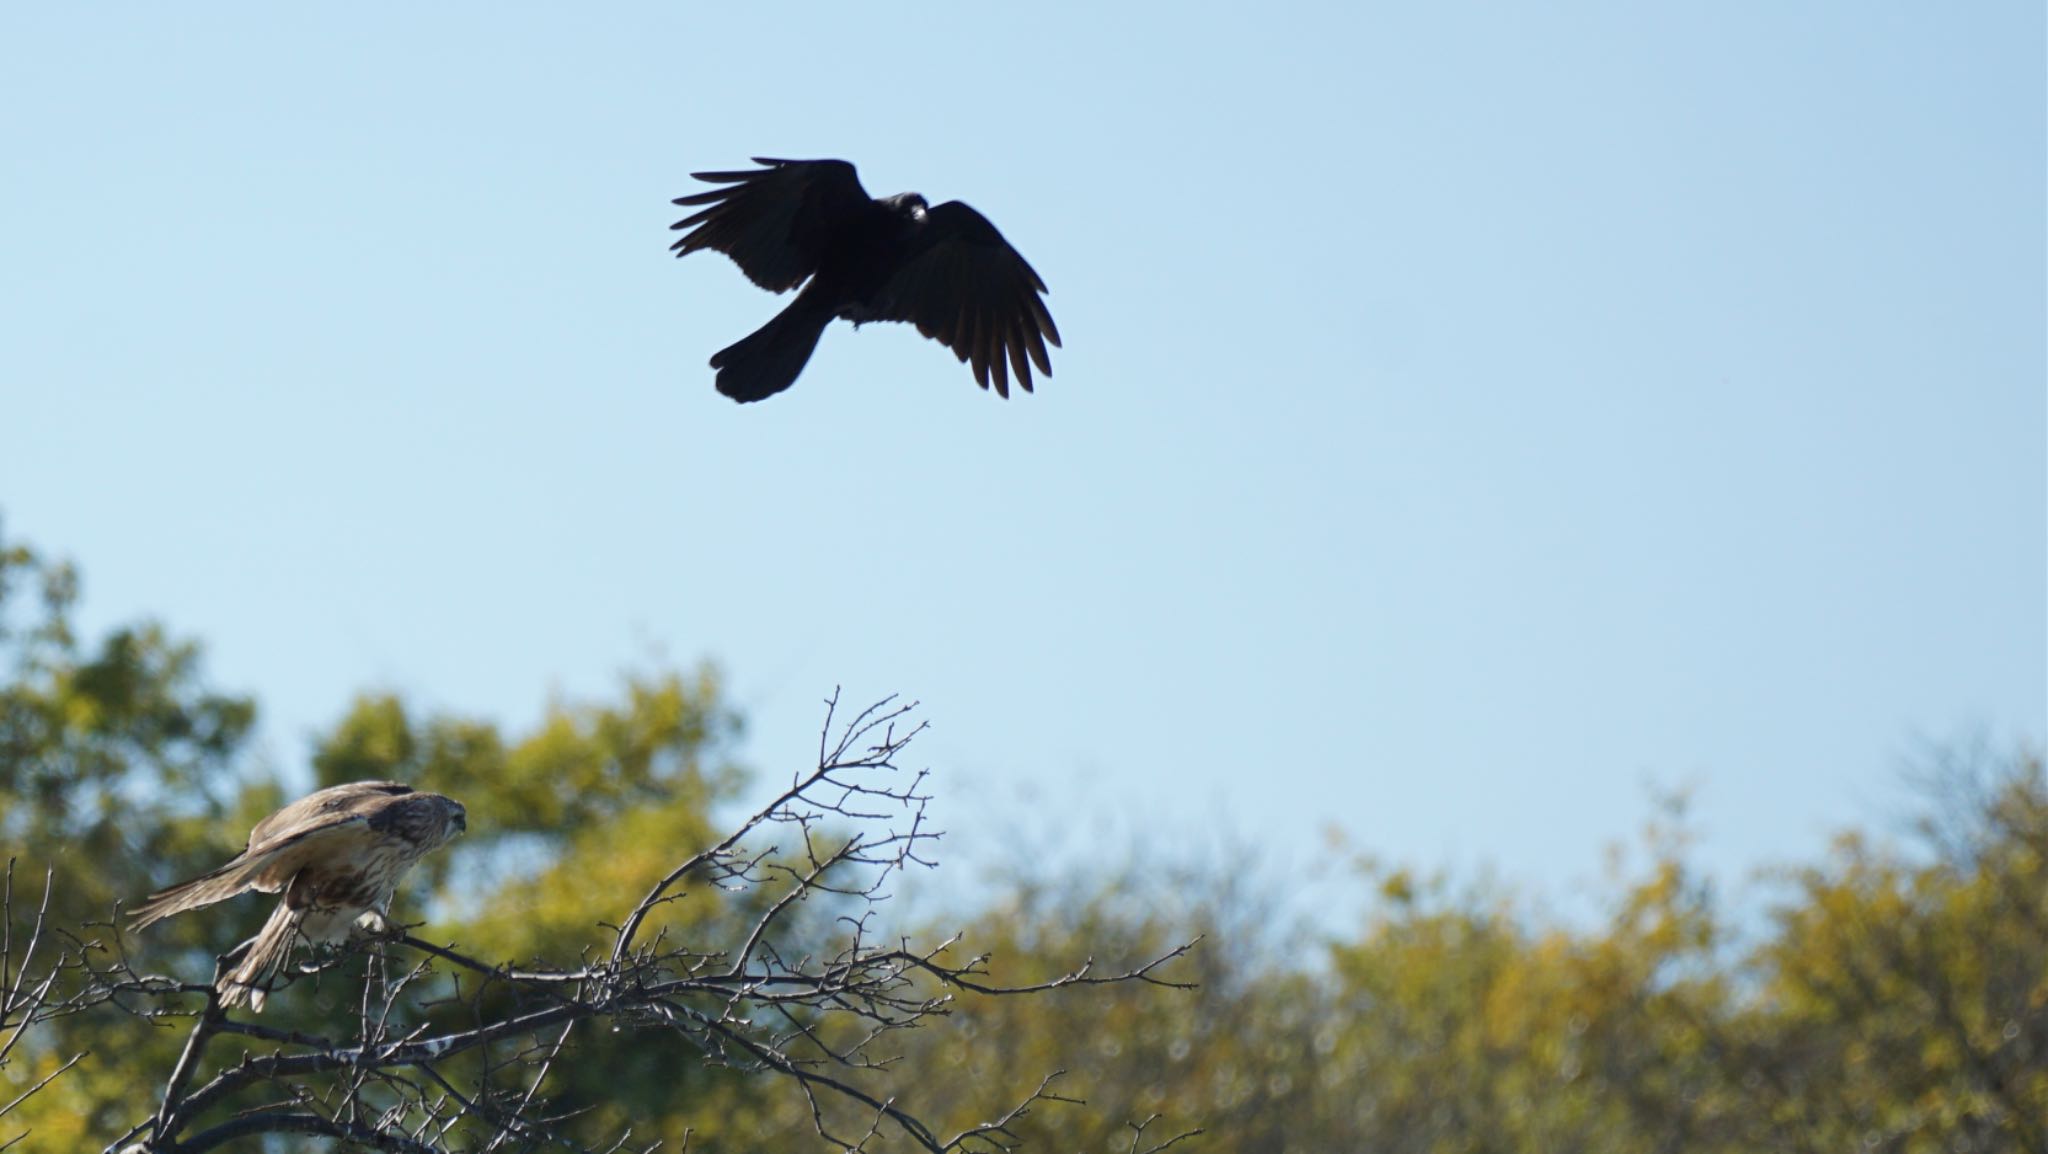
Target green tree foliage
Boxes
[0,530,261,1144]
[1,530,1160,1154]
[1,525,2041,1153]
[1743,758,2048,1152]
[0,529,770,1149]
[883,770,2045,1154]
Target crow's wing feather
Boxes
[864,201,1059,397]
[669,158,873,293]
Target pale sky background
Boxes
[3,3,2041,921]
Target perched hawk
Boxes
[671,157,1060,402]
[129,780,467,1011]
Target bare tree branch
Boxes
[44,694,1195,1153]
[0,860,86,1151]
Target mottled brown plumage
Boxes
[129,780,466,1011]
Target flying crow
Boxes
[671,158,1060,403]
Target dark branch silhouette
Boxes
[0,863,85,1152]
[33,693,1198,1154]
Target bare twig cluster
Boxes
[10,693,1195,1153]
[1,862,88,1151]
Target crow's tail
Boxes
[710,292,834,403]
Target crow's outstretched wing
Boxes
[670,158,873,292]
[864,201,1060,397]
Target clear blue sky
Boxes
[3,3,2040,915]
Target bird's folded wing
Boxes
[128,817,385,930]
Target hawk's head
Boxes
[387,790,468,852]
[429,794,467,846]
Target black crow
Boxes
[670,158,1060,403]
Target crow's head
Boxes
[881,191,929,222]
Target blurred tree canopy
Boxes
[1,525,2042,1153]
[881,764,2044,1154]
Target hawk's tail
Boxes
[219,901,302,1012]
[710,291,834,403]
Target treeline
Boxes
[1,530,2041,1152]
